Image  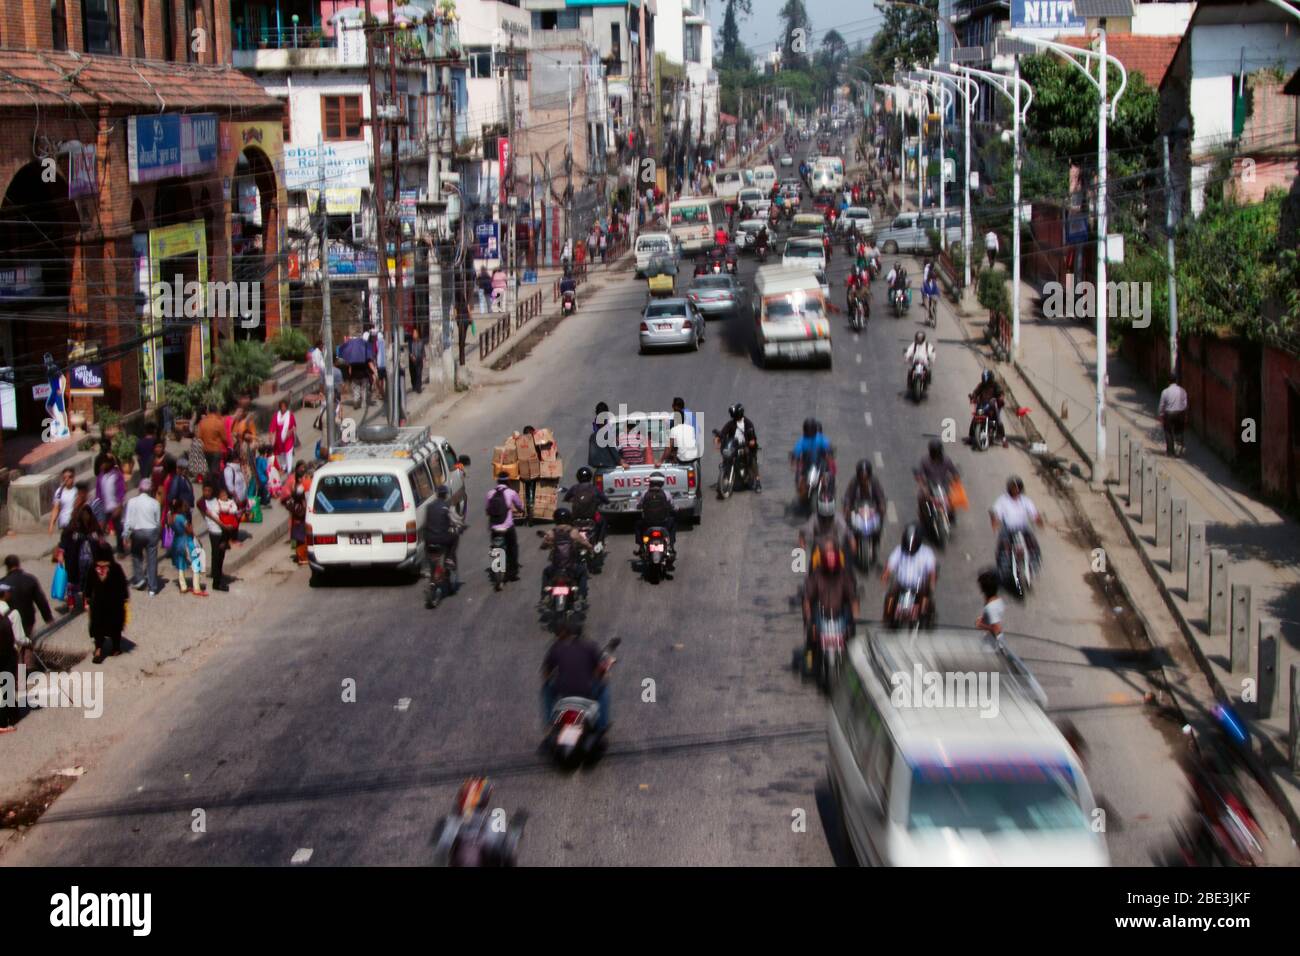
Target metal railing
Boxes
[479,289,544,362]
[232,26,335,51]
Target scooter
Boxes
[908,358,930,403]
[572,515,606,574]
[540,566,582,630]
[561,289,576,316]
[891,286,909,318]
[756,243,769,264]
[424,543,457,609]
[848,291,866,333]
[884,585,931,633]
[639,527,674,583]
[849,504,881,571]
[798,607,851,691]
[969,401,997,452]
[714,430,753,500]
[545,638,621,768]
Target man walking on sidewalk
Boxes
[123,479,163,596]
[408,327,425,394]
[1158,374,1189,458]
[984,230,1000,269]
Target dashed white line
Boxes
[886,501,898,524]
[855,353,862,364]
[873,451,885,469]
[864,412,873,427]
[859,381,867,395]
[395,698,411,712]
[291,848,313,865]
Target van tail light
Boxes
[381,532,406,543]
[308,525,339,546]
[407,521,418,544]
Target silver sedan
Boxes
[639,298,705,353]
[687,274,748,319]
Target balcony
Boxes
[232,17,459,71]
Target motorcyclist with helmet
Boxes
[713,224,729,248]
[990,475,1044,569]
[791,417,834,501]
[558,265,577,297]
[844,459,888,562]
[539,508,593,606]
[694,252,710,277]
[915,438,961,525]
[904,330,935,388]
[635,471,677,559]
[969,368,1008,447]
[542,621,612,735]
[715,403,761,492]
[423,484,465,604]
[801,539,859,671]
[882,524,939,624]
[845,263,868,318]
[432,777,522,867]
[754,224,770,259]
[562,466,609,548]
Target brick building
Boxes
[0,0,285,446]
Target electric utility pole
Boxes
[317,133,336,453]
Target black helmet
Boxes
[915,331,926,344]
[1007,475,1025,496]
[649,471,666,487]
[729,403,745,420]
[856,458,873,480]
[928,438,944,461]
[981,368,995,385]
[576,466,593,483]
[802,417,818,438]
[554,507,573,524]
[902,523,922,555]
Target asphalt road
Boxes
[6,142,1192,867]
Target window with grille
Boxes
[82,0,120,55]
[322,95,364,141]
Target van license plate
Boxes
[349,534,371,546]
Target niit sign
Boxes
[1011,0,1086,34]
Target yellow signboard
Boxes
[146,220,208,402]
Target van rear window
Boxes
[314,474,405,514]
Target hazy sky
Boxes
[718,0,888,61]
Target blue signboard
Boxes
[128,113,219,184]
[476,222,500,259]
[1011,0,1086,33]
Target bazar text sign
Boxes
[128,113,218,184]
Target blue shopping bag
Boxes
[51,562,68,602]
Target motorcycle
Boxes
[756,243,769,264]
[801,607,850,691]
[714,430,753,499]
[849,504,881,571]
[639,527,674,583]
[561,289,576,316]
[920,482,951,547]
[848,291,866,333]
[489,530,507,591]
[425,544,455,609]
[885,585,931,633]
[908,357,930,403]
[970,401,996,452]
[572,516,605,573]
[891,285,909,318]
[799,457,827,513]
[725,254,738,275]
[998,529,1037,598]
[540,566,582,630]
[545,638,621,768]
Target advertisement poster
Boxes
[128,113,218,184]
[147,221,209,402]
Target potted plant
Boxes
[113,431,137,480]
[95,404,122,441]
[164,380,197,438]
[212,340,275,410]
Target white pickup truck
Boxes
[592,411,703,523]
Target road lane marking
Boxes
[291,848,313,864]
[395,698,411,712]
[855,353,862,364]
[859,381,867,395]
[886,501,898,524]
[873,451,884,469]
[864,412,873,427]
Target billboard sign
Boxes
[283,142,370,191]
[128,113,218,183]
[1011,0,1086,35]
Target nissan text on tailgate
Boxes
[592,412,703,522]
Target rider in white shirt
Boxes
[990,476,1044,565]
[904,331,935,387]
[883,524,939,620]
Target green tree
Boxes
[864,0,938,80]
[719,0,753,70]
[818,28,848,72]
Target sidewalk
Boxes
[972,271,1300,832]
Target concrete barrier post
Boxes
[1141,456,1156,525]
[1229,584,1251,672]
[1257,620,1278,720]
[1207,549,1229,636]
[1129,444,1142,508]
[1171,499,1188,572]
[1118,428,1131,485]
[1187,523,1207,603]
[1156,472,1172,549]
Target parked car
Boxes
[639,297,705,353]
[877,210,963,255]
[687,274,748,319]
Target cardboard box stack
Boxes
[489,428,564,521]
